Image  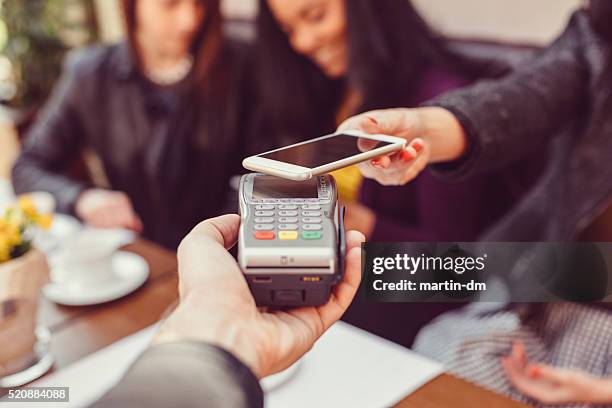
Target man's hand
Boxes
[154,214,365,379]
[502,341,612,405]
[75,189,143,231]
[338,107,467,186]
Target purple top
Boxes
[359,66,540,241]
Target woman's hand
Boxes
[502,341,612,405]
[338,107,467,186]
[154,214,365,378]
[75,188,143,232]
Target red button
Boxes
[254,231,275,240]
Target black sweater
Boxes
[430,10,612,242]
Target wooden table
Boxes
[7,239,529,407]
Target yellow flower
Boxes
[0,217,20,245]
[17,196,39,220]
[37,213,53,230]
[0,236,10,263]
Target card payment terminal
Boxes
[238,173,346,307]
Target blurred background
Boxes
[0,0,584,181]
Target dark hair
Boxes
[255,0,480,142]
[589,0,612,43]
[119,0,230,192]
[120,0,223,91]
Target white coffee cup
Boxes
[51,232,120,288]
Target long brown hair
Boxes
[120,0,223,90]
[118,0,230,199]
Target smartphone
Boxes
[242,130,406,181]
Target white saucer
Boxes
[261,358,303,391]
[43,251,149,306]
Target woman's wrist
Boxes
[592,378,612,403]
[416,107,468,163]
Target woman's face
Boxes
[136,0,206,61]
[267,0,348,78]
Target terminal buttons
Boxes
[254,231,275,240]
[301,231,322,240]
[279,224,299,230]
[278,210,298,217]
[279,231,298,240]
[302,224,322,231]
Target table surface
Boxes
[4,239,529,407]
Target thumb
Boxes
[528,364,572,384]
[356,116,384,151]
[184,214,241,250]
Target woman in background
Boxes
[12,0,251,248]
[253,0,539,346]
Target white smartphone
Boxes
[242,130,406,181]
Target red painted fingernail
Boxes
[528,366,540,378]
[371,158,381,165]
[413,141,424,153]
[400,150,415,162]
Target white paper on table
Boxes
[0,322,443,408]
[265,322,443,408]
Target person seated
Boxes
[12,0,253,249]
[252,0,541,347]
[337,0,612,405]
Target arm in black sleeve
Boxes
[11,50,92,214]
[426,11,591,180]
[90,342,264,408]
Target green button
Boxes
[301,231,322,240]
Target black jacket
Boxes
[430,10,612,242]
[12,40,253,249]
[91,342,263,408]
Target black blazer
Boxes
[12,39,254,248]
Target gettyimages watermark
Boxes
[361,242,612,302]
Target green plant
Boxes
[0,0,98,108]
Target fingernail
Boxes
[366,116,379,125]
[413,141,424,153]
[371,158,381,165]
[528,366,540,378]
[400,150,415,162]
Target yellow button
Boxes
[279,231,298,240]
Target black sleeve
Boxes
[425,11,590,180]
[11,50,92,214]
[90,342,264,408]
